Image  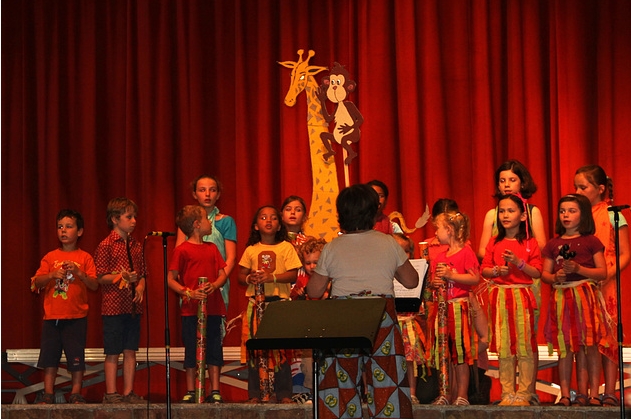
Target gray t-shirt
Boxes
[314,230,408,297]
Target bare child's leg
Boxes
[122,349,136,396]
[602,354,618,400]
[575,349,589,398]
[469,292,488,351]
[186,367,196,391]
[104,354,120,394]
[557,352,574,400]
[43,367,58,395]
[585,346,602,399]
[454,363,470,401]
[209,365,221,393]
[70,370,84,395]
[406,361,417,402]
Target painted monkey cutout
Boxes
[317,63,364,165]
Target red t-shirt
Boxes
[169,241,227,316]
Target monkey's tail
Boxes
[388,211,416,234]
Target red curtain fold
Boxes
[2,0,630,400]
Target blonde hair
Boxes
[298,237,327,263]
[435,211,470,245]
[176,205,205,236]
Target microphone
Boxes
[608,205,630,212]
[147,231,176,237]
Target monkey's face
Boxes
[326,74,348,103]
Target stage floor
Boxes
[1,403,627,419]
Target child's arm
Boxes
[562,250,607,281]
[306,272,330,299]
[237,266,251,286]
[610,225,630,278]
[208,268,228,294]
[65,261,99,291]
[501,249,542,279]
[223,240,237,277]
[98,269,140,285]
[530,207,547,250]
[541,257,562,284]
[477,209,496,260]
[167,269,206,300]
[134,276,146,303]
[31,269,64,290]
[437,264,479,286]
[248,268,298,285]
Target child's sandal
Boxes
[431,395,450,405]
[572,393,587,406]
[602,393,619,406]
[588,396,602,406]
[554,396,571,406]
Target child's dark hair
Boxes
[493,160,537,199]
[555,194,595,236]
[337,184,380,232]
[176,205,205,237]
[494,194,530,243]
[106,197,138,229]
[431,198,459,218]
[575,164,614,202]
[435,211,471,244]
[366,179,389,198]
[246,205,288,247]
[298,237,327,263]
[190,174,223,194]
[56,209,85,231]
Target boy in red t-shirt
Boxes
[31,209,98,404]
[168,205,227,403]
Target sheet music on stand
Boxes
[393,258,428,313]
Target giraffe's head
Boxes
[278,49,328,107]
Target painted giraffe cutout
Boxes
[279,49,340,241]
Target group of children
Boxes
[398,162,628,409]
[32,163,629,411]
[32,198,146,404]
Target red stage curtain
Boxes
[2,0,630,402]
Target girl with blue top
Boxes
[176,175,237,310]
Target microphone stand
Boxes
[160,235,172,419]
[610,206,627,419]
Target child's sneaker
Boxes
[205,391,223,404]
[68,393,86,404]
[181,391,195,403]
[36,392,55,404]
[123,391,144,403]
[103,392,124,404]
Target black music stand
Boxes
[246,298,387,419]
